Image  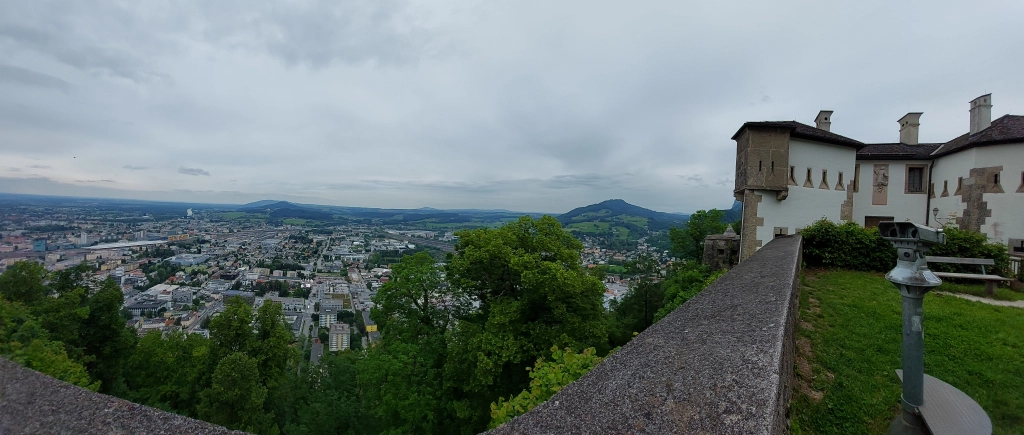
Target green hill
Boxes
[557,199,689,237]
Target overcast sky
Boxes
[1,1,1021,213]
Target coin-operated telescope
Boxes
[878,222,990,435]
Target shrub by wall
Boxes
[800,219,1011,276]
[799,219,896,272]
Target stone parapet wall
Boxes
[487,235,803,435]
[0,357,244,435]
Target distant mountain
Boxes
[238,200,305,211]
[238,199,286,209]
[237,200,335,220]
[558,199,689,232]
[722,200,743,223]
[232,200,543,225]
[558,199,743,235]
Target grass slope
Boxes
[793,270,1024,434]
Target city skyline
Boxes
[2,1,1022,213]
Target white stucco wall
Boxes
[852,160,931,226]
[926,143,1023,244]
[754,139,856,246]
[928,148,976,228]
[745,133,1023,255]
[971,143,1024,244]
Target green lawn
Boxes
[610,226,630,240]
[570,210,613,221]
[218,211,268,222]
[283,218,308,225]
[793,270,1024,434]
[620,216,648,226]
[218,212,246,219]
[566,222,611,232]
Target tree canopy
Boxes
[669,209,727,259]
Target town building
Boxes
[168,254,210,266]
[221,290,255,305]
[733,93,1024,260]
[125,301,167,317]
[265,295,305,312]
[319,308,337,328]
[329,323,350,352]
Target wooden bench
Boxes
[926,256,1010,295]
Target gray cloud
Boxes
[29,164,52,169]
[178,167,210,176]
[0,19,167,83]
[197,0,431,67]
[681,175,710,189]
[0,64,71,93]
[0,1,1021,213]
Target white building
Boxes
[329,323,350,352]
[319,308,337,328]
[733,93,1024,260]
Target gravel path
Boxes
[935,291,1024,308]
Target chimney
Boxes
[969,93,992,134]
[898,112,922,145]
[814,110,833,131]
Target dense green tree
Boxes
[488,346,605,429]
[730,218,742,235]
[608,255,666,347]
[251,301,292,390]
[199,352,277,434]
[373,252,463,342]
[669,209,727,259]
[48,264,93,296]
[0,298,98,391]
[586,264,608,282]
[360,251,464,433]
[444,216,609,430]
[209,297,255,360]
[31,287,89,362]
[336,310,355,325]
[286,352,366,435]
[80,279,137,394]
[360,341,451,434]
[125,330,210,416]
[1,262,138,392]
[0,261,48,305]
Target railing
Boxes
[0,358,243,434]
[487,235,803,435]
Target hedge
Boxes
[799,219,1010,277]
[799,219,895,272]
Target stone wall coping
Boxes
[0,357,246,434]
[487,235,803,435]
